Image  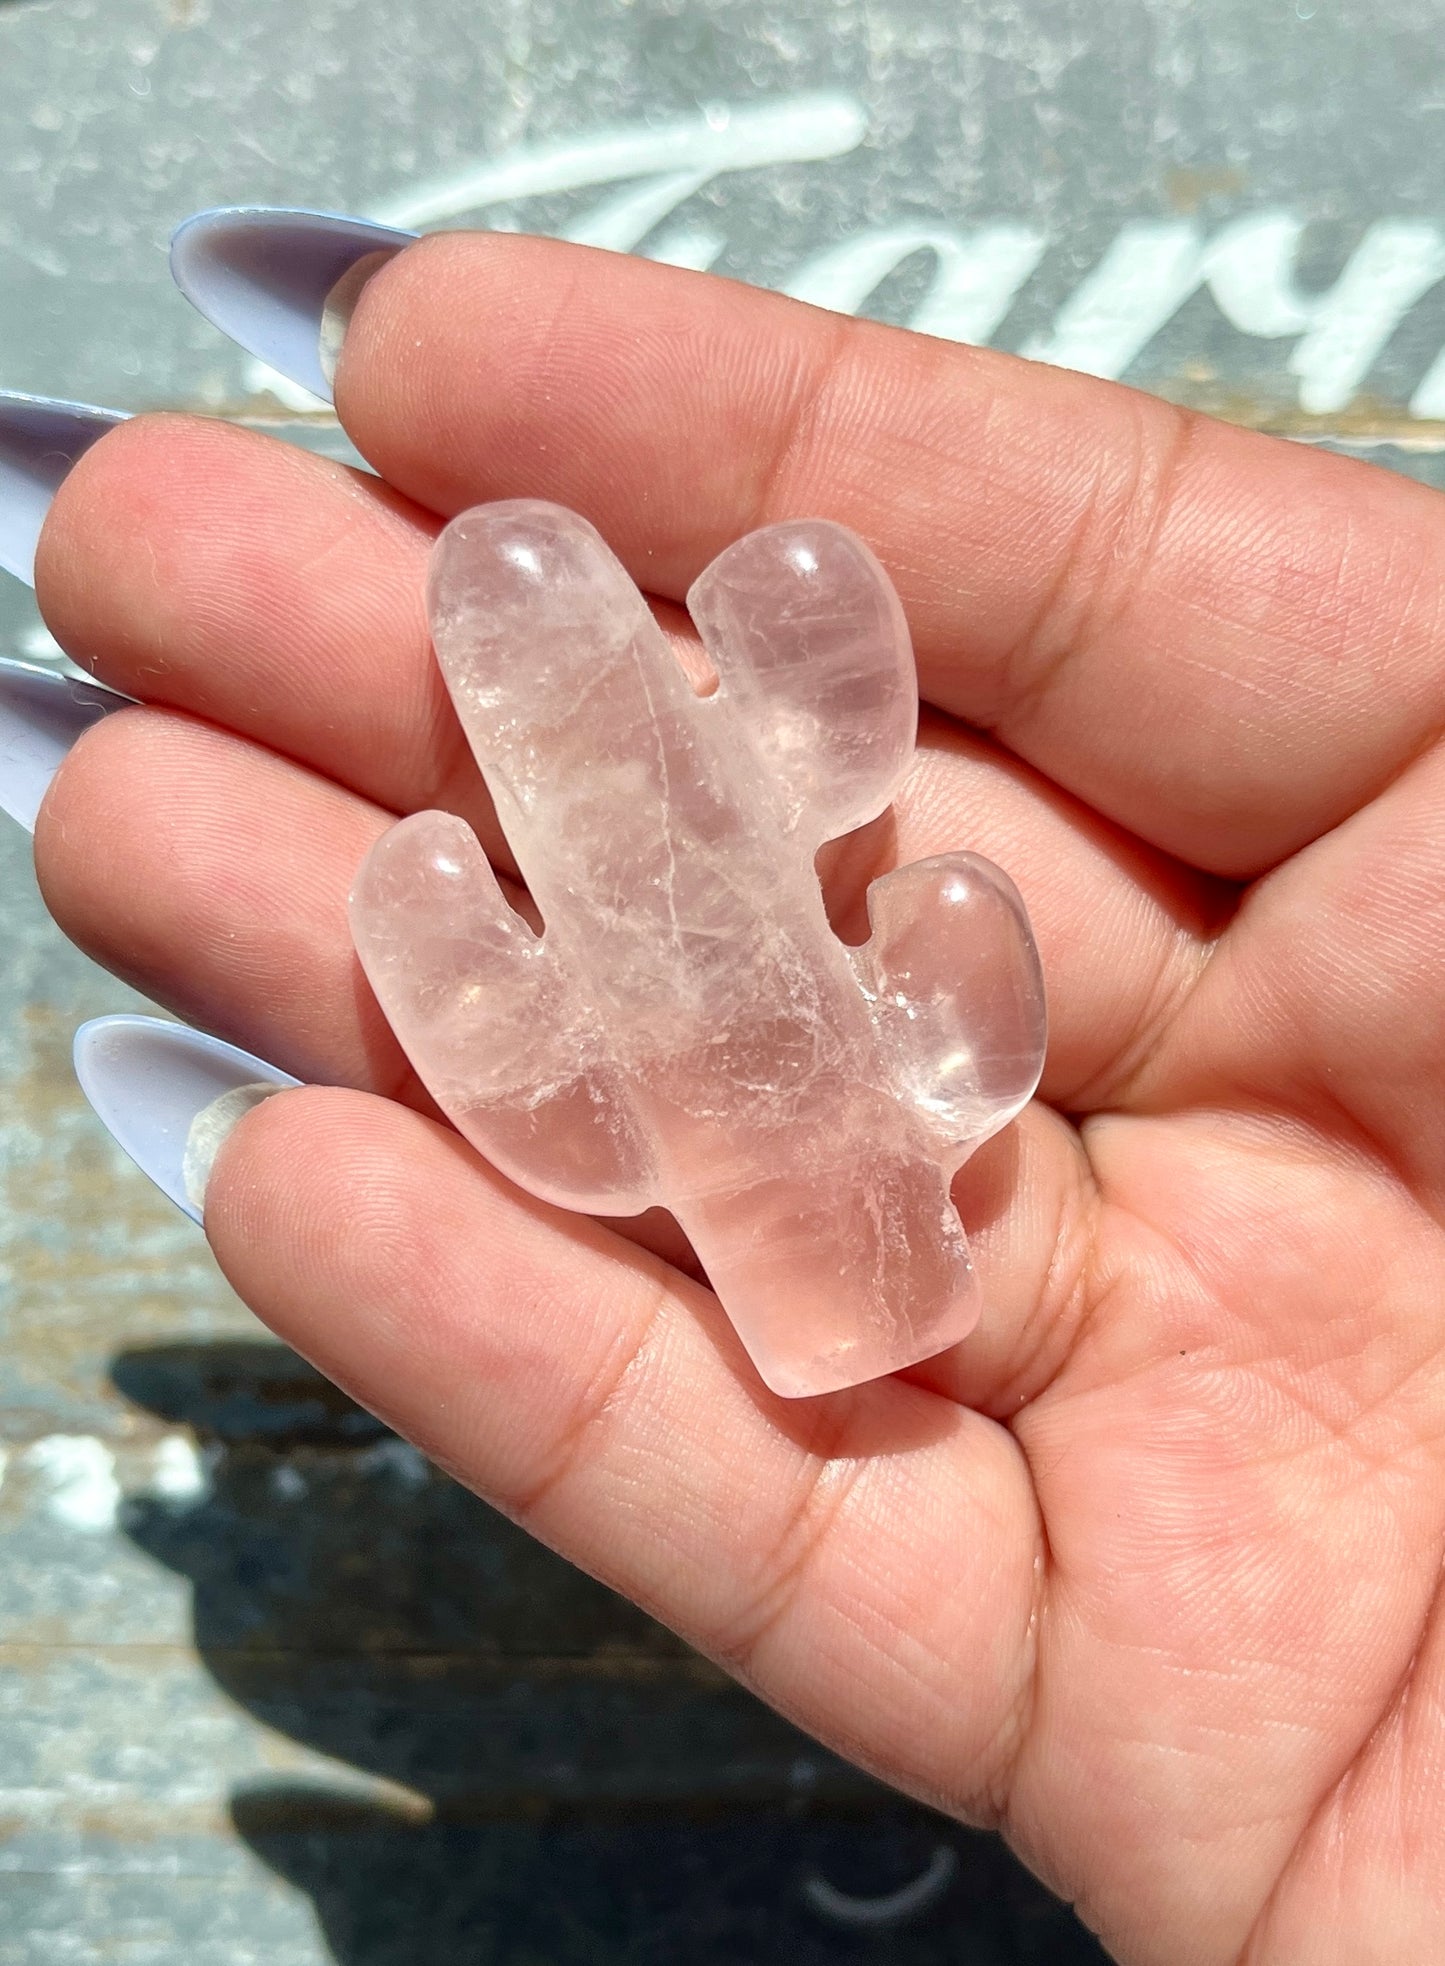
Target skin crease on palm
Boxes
[26,232,1445,1963]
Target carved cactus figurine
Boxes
[351,502,1046,1397]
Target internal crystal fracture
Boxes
[352,502,1046,1397]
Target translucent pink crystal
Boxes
[351,503,1045,1397]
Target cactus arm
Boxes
[686,519,917,848]
[852,851,1047,1160]
[350,809,658,1214]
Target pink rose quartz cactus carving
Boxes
[351,502,1046,1397]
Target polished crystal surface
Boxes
[351,502,1045,1397]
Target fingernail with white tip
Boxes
[0,391,128,587]
[74,1016,300,1224]
[171,208,415,405]
[0,658,130,833]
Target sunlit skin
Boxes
[30,233,1445,1964]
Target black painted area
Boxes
[114,1342,1108,1964]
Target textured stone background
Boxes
[3,0,1444,1957]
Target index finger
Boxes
[332,231,1445,879]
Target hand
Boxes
[31,233,1445,1964]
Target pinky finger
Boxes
[203,1082,1043,1821]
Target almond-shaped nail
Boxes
[74,1016,300,1224]
[0,391,128,587]
[170,207,415,406]
[0,658,130,834]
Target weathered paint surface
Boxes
[4,0,1444,1956]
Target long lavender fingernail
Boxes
[0,391,127,587]
[74,1016,300,1224]
[171,207,415,406]
[0,658,129,834]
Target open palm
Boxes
[33,235,1445,1964]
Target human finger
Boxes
[323,230,1445,878]
[32,696,1219,1121]
[201,1078,1049,1821]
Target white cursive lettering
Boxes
[242,95,1445,424]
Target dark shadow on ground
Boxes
[112,1340,1107,1965]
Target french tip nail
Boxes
[0,658,130,834]
[0,392,128,588]
[170,207,416,405]
[73,1016,300,1224]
